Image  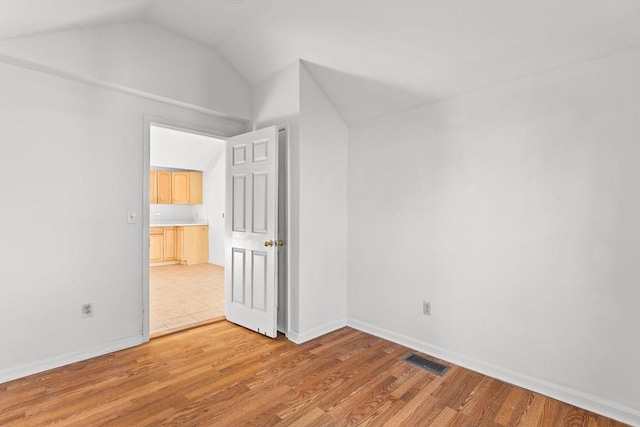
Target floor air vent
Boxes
[403,353,450,376]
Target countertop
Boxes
[150,220,208,227]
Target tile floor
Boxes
[149,263,225,336]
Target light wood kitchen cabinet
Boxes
[176,226,184,261]
[149,228,164,263]
[188,172,203,204]
[171,172,190,204]
[163,227,177,261]
[177,225,209,265]
[150,171,158,204]
[150,170,202,205]
[183,225,209,265]
[150,225,208,265]
[156,171,172,204]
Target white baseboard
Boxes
[287,318,347,344]
[346,318,640,427]
[0,335,146,384]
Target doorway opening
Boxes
[142,118,289,341]
[148,123,227,337]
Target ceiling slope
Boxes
[2,0,638,124]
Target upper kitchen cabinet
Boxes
[157,171,173,204]
[188,171,203,204]
[150,170,202,205]
[150,171,158,204]
[172,172,190,204]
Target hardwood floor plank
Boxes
[461,378,511,425]
[324,374,399,425]
[396,394,449,427]
[282,406,326,426]
[513,392,548,427]
[495,386,535,426]
[433,367,485,410]
[274,338,401,423]
[0,322,628,427]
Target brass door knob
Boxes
[264,240,274,247]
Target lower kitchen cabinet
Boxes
[150,229,164,263]
[176,227,184,262]
[150,225,208,266]
[180,226,209,265]
[164,227,177,261]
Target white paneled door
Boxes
[225,126,279,337]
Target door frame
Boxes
[142,115,290,341]
[143,115,236,341]
[277,125,290,335]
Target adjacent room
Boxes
[148,124,226,335]
[0,1,638,425]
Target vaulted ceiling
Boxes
[1,0,638,123]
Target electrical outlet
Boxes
[82,303,93,318]
[423,301,431,316]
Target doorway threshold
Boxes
[151,315,226,339]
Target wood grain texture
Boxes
[156,171,172,204]
[171,171,190,204]
[189,171,203,204]
[150,170,158,204]
[181,225,209,265]
[0,323,627,426]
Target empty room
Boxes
[0,1,638,426]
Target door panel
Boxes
[252,172,268,233]
[233,145,247,165]
[232,248,246,304]
[225,126,278,338]
[232,175,247,232]
[252,251,267,311]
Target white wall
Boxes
[298,64,349,339]
[0,60,246,382]
[150,204,200,222]
[253,63,300,130]
[0,21,252,120]
[251,61,349,341]
[252,63,301,335]
[347,47,640,424]
[150,125,226,172]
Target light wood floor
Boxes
[150,263,225,335]
[0,322,625,426]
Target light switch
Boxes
[127,211,136,224]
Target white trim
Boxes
[147,117,237,140]
[277,124,289,337]
[346,318,640,427]
[288,319,347,344]
[0,335,145,384]
[283,123,294,340]
[142,118,151,342]
[0,54,250,125]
